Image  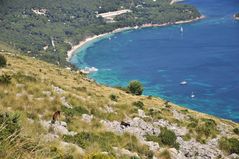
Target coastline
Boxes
[66,15,205,61]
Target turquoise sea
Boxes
[71,0,239,122]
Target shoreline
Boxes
[66,15,205,62]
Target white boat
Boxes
[180,81,187,85]
[80,67,98,74]
[191,92,195,98]
[180,26,184,33]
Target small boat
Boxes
[180,26,184,33]
[180,81,187,85]
[191,92,195,98]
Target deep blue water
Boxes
[71,0,239,122]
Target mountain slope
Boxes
[0,45,239,159]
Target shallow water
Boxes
[71,0,239,122]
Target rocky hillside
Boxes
[0,46,239,159]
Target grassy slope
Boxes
[0,44,239,158]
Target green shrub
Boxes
[180,109,189,114]
[62,106,89,122]
[195,118,218,143]
[0,74,11,84]
[146,127,179,149]
[109,94,118,102]
[0,112,41,158]
[164,101,171,108]
[132,101,144,109]
[159,127,179,149]
[146,109,162,120]
[0,54,7,68]
[187,117,198,128]
[219,137,239,154]
[0,113,21,141]
[127,80,144,95]
[233,128,239,135]
[182,133,191,141]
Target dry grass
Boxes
[0,43,238,158]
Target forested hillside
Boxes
[0,0,200,65]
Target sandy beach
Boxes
[67,15,205,61]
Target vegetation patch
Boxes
[0,74,11,84]
[186,118,219,143]
[219,137,239,155]
[146,108,162,120]
[158,149,171,159]
[233,127,239,135]
[127,80,144,95]
[132,101,144,109]
[64,132,152,158]
[62,106,89,122]
[109,94,118,102]
[13,72,37,83]
[0,113,42,158]
[195,118,218,143]
[0,54,7,67]
[145,127,179,149]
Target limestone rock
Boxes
[228,153,239,159]
[138,109,147,118]
[153,119,188,136]
[172,109,188,120]
[104,105,114,113]
[177,137,223,159]
[42,91,51,96]
[113,147,139,157]
[52,85,65,94]
[16,83,25,88]
[60,141,85,154]
[82,114,93,123]
[168,148,186,159]
[101,117,161,152]
[40,120,77,136]
[60,96,73,109]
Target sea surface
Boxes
[70,0,239,122]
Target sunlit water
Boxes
[71,0,239,122]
